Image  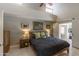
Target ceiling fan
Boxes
[40,3,53,7]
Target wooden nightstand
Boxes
[19,39,29,48]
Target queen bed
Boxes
[29,31,70,56]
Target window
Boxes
[46,3,53,14]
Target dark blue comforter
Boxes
[30,37,70,56]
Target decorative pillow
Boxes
[40,32,47,38]
[31,31,47,39]
[34,32,41,39]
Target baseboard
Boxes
[73,46,79,49]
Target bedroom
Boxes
[0,3,79,56]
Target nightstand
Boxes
[19,39,29,48]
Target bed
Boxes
[29,31,70,56]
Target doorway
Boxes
[59,22,72,56]
[59,22,72,41]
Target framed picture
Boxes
[21,23,29,29]
[46,24,51,29]
[33,22,43,30]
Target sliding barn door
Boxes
[72,19,79,48]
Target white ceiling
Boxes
[1,3,79,21]
[23,3,45,10]
[0,3,54,21]
[52,3,79,20]
[22,3,79,20]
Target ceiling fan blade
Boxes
[40,3,44,7]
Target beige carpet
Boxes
[72,47,79,56]
[5,45,70,56]
[5,46,36,56]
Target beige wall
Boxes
[4,13,52,46]
[72,18,79,48]
[53,22,59,38]
[0,10,3,55]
